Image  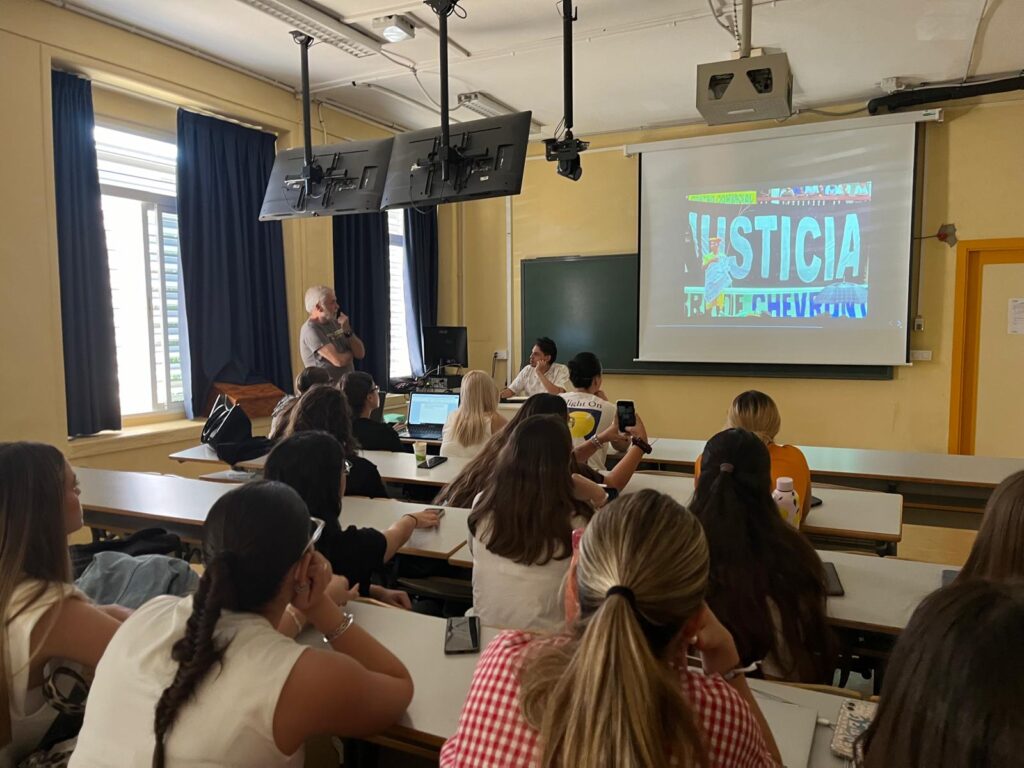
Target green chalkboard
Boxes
[520,254,893,380]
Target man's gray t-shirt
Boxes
[300,318,353,381]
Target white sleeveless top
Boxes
[468,498,587,632]
[1,580,80,768]
[440,414,492,459]
[70,595,306,768]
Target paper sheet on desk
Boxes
[753,692,816,768]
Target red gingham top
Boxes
[440,630,777,767]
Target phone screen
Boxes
[616,400,636,430]
[823,561,845,597]
[444,616,481,654]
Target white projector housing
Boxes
[696,52,793,125]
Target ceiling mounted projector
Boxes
[373,14,415,43]
[696,51,792,125]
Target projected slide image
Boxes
[679,182,871,322]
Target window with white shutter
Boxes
[387,209,413,379]
[94,125,186,416]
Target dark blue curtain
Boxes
[332,213,390,386]
[51,71,121,436]
[176,110,291,417]
[403,207,439,375]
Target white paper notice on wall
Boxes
[1009,299,1024,335]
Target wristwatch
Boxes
[630,435,653,454]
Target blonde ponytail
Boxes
[519,490,711,768]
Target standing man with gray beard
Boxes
[299,285,366,383]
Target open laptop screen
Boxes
[409,393,460,426]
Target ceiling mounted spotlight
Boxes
[373,14,415,43]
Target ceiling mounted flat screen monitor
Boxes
[259,137,394,220]
[423,326,469,369]
[380,112,532,210]
[633,118,918,366]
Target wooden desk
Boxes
[396,431,443,447]
[339,498,469,559]
[747,680,850,768]
[447,542,472,569]
[174,449,904,551]
[350,451,472,487]
[822,550,952,634]
[302,603,847,766]
[626,472,902,551]
[76,467,227,541]
[169,444,230,466]
[636,437,1022,516]
[77,468,470,560]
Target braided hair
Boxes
[151,481,310,766]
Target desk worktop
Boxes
[172,439,1023,490]
[823,550,952,633]
[641,438,1022,488]
[303,602,849,766]
[617,473,903,542]
[77,468,469,560]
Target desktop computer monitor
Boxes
[422,326,468,370]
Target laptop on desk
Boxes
[404,392,460,440]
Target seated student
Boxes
[695,390,812,526]
[279,383,388,498]
[0,443,125,766]
[500,337,571,398]
[956,469,1024,582]
[264,432,439,608]
[467,415,609,631]
[441,490,781,767]
[689,428,834,682]
[857,580,1024,767]
[341,371,411,453]
[269,366,331,440]
[71,481,412,767]
[441,370,508,459]
[437,393,648,510]
[560,352,630,473]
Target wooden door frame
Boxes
[948,238,1024,454]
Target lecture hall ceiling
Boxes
[60,0,1024,135]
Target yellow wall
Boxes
[448,97,1024,452]
[0,0,393,469]
[5,0,1024,467]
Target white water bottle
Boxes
[772,476,801,528]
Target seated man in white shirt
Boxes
[560,351,631,472]
[500,337,571,399]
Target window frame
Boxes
[94,121,186,421]
[387,209,413,380]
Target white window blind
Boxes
[95,126,186,416]
[387,209,413,379]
